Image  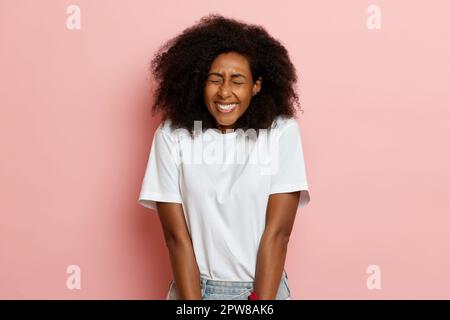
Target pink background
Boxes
[1,0,450,299]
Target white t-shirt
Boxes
[138,115,311,281]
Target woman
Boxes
[138,14,311,300]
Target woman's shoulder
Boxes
[156,118,191,142]
[158,118,174,135]
[155,116,298,139]
[270,115,298,131]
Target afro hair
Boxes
[149,13,303,136]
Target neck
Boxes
[217,124,235,134]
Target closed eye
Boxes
[208,80,244,85]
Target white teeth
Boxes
[216,103,238,110]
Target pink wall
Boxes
[1,0,449,299]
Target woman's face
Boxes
[203,52,262,133]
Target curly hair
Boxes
[149,13,303,136]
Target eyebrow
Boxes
[207,72,247,79]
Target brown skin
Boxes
[156,202,202,299]
[254,191,300,299]
[203,52,262,133]
[157,192,301,300]
[156,52,300,299]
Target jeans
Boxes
[166,270,291,300]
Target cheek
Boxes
[203,86,215,100]
[238,89,253,103]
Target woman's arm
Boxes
[156,202,202,299]
[254,191,300,299]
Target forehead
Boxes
[208,52,251,73]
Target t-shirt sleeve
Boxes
[138,127,183,212]
[269,119,311,209]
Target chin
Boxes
[216,118,237,126]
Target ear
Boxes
[252,76,262,96]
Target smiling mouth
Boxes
[215,102,239,113]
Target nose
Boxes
[217,82,232,99]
